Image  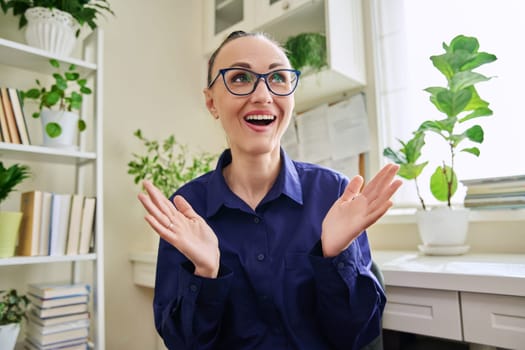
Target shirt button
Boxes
[257,253,265,261]
[254,217,260,224]
[189,284,198,292]
[337,262,345,269]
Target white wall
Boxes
[101,1,225,349]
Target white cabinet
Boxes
[203,0,366,111]
[0,32,105,349]
[462,292,525,349]
[382,286,463,340]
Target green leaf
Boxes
[78,119,86,132]
[465,125,484,143]
[398,162,428,180]
[430,54,454,80]
[65,72,80,81]
[383,147,406,164]
[435,89,471,117]
[24,88,41,99]
[459,107,492,123]
[450,71,491,92]
[461,52,497,71]
[44,92,61,106]
[430,165,457,202]
[45,122,62,138]
[450,35,479,54]
[461,147,480,156]
[49,59,60,68]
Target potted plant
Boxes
[0,289,30,350]
[383,34,497,253]
[21,58,92,149]
[0,0,114,56]
[127,129,218,197]
[0,162,30,258]
[284,32,327,73]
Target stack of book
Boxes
[461,175,525,209]
[0,86,30,145]
[25,282,91,350]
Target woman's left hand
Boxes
[321,164,402,257]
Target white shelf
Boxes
[0,37,97,76]
[0,142,96,164]
[378,207,525,225]
[0,254,96,266]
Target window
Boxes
[371,0,525,207]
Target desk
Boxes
[374,251,525,349]
[129,250,525,349]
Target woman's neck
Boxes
[223,147,281,210]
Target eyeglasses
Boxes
[208,67,301,96]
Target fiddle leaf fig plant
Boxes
[383,34,497,209]
[21,58,92,138]
[128,129,218,198]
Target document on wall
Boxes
[327,94,370,160]
[296,103,331,163]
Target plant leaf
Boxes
[430,165,457,202]
[46,122,62,138]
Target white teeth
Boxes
[245,115,275,121]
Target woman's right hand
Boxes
[138,180,220,278]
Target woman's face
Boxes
[204,36,295,157]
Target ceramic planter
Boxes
[0,211,23,258]
[24,7,80,57]
[0,323,20,350]
[416,207,470,255]
[40,109,80,150]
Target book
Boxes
[66,195,85,255]
[0,86,21,144]
[25,338,88,350]
[39,192,53,256]
[27,318,90,335]
[27,293,89,309]
[78,197,96,255]
[17,191,41,253]
[26,325,88,346]
[27,311,89,327]
[30,303,89,319]
[16,191,43,256]
[7,87,31,145]
[0,88,10,142]
[49,193,72,256]
[27,282,90,299]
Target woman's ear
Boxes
[203,88,219,119]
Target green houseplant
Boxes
[0,0,114,36]
[0,162,30,258]
[0,0,114,57]
[284,32,327,72]
[128,129,218,198]
[0,289,30,350]
[383,34,497,251]
[22,58,92,145]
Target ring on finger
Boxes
[166,221,174,230]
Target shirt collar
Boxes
[205,148,303,217]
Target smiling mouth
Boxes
[245,115,276,126]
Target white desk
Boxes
[129,250,525,349]
[374,251,525,349]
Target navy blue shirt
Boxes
[154,149,385,350]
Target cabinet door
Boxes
[382,286,463,341]
[462,292,525,349]
[254,0,312,27]
[203,0,255,54]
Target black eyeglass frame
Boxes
[207,67,301,96]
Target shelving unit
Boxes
[0,31,105,349]
[203,0,366,112]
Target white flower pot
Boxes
[0,323,21,350]
[24,7,79,57]
[416,207,470,255]
[40,109,79,150]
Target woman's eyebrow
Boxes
[228,62,287,70]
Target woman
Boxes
[138,31,402,350]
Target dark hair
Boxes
[207,30,286,86]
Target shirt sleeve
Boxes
[153,239,233,350]
[308,232,386,350]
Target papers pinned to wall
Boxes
[283,93,370,178]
